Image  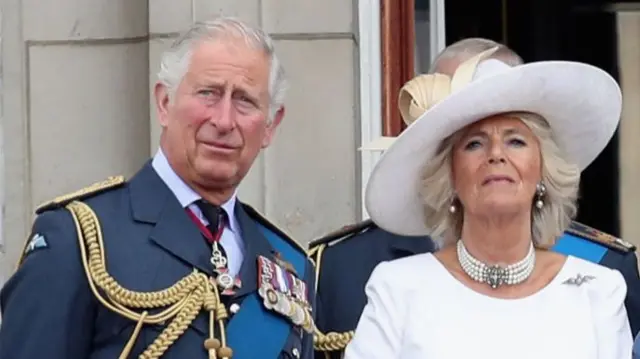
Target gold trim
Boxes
[566,221,636,253]
[67,201,232,359]
[36,176,125,214]
[311,242,355,352]
[312,244,326,293]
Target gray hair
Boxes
[429,38,524,74]
[157,17,287,121]
[419,112,581,248]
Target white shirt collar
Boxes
[151,148,240,234]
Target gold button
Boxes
[230,303,240,314]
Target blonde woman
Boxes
[344,48,632,358]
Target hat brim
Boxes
[365,61,622,236]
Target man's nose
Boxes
[210,97,236,132]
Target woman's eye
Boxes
[464,140,482,150]
[508,138,526,147]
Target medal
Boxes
[185,207,239,294]
[257,255,314,333]
[211,243,228,269]
[216,272,234,289]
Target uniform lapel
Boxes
[128,162,212,275]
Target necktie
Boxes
[195,200,236,293]
[195,200,225,238]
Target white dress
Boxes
[343,253,632,359]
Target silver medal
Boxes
[216,272,234,290]
[210,245,227,269]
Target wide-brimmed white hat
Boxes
[364,47,622,236]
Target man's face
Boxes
[155,38,284,199]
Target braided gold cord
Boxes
[310,243,354,353]
[313,329,354,352]
[76,202,201,309]
[65,201,226,358]
[140,285,205,359]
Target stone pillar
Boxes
[0,0,151,278]
[259,0,359,242]
[617,11,640,247]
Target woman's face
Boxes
[451,114,542,216]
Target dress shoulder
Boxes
[367,253,439,291]
[561,256,627,295]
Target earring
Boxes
[449,203,456,214]
[449,196,457,214]
[535,182,546,209]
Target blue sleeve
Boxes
[301,257,317,359]
[616,252,640,338]
[0,209,96,358]
[313,281,327,359]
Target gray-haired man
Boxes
[0,17,316,359]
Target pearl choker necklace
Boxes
[456,240,536,289]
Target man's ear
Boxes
[154,82,171,128]
[261,106,285,148]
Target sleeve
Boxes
[301,257,317,359]
[313,261,327,359]
[592,268,634,359]
[343,262,403,359]
[616,252,640,337]
[0,210,96,358]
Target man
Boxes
[310,38,640,359]
[0,17,315,359]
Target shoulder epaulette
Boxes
[241,203,307,255]
[566,221,636,253]
[35,176,126,215]
[308,219,376,251]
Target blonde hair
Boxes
[419,112,580,248]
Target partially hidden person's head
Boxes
[364,47,622,249]
[363,38,523,152]
[153,17,287,203]
[429,38,523,76]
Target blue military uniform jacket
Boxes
[310,220,640,359]
[0,162,316,359]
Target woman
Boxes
[344,48,632,358]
